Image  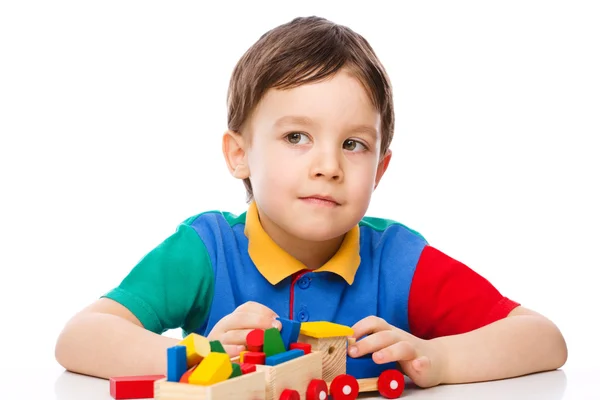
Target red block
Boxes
[240,363,257,374]
[243,351,266,365]
[246,329,264,352]
[109,375,165,399]
[289,342,311,355]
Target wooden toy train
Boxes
[110,320,405,399]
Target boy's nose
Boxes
[309,151,344,182]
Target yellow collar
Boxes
[244,201,360,285]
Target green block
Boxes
[263,327,286,357]
[210,340,226,353]
[229,362,242,379]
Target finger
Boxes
[223,344,246,357]
[351,316,390,339]
[373,341,418,364]
[218,311,281,333]
[235,301,279,318]
[410,355,431,372]
[348,330,398,358]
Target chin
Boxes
[289,221,351,242]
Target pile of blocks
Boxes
[240,317,311,367]
[166,317,309,386]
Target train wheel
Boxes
[377,369,405,398]
[279,388,300,400]
[329,374,359,400]
[306,379,328,400]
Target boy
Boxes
[55,16,567,389]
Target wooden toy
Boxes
[289,342,311,355]
[178,333,211,366]
[166,346,187,382]
[247,328,265,352]
[152,321,405,399]
[109,374,165,399]
[188,352,232,385]
[277,317,301,349]
[264,327,286,357]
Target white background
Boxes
[1,0,598,385]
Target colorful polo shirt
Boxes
[103,201,519,359]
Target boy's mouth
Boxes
[299,195,341,207]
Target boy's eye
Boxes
[343,139,366,152]
[286,132,310,144]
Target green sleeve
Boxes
[102,222,214,335]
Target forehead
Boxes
[248,69,380,136]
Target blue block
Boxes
[167,345,188,382]
[265,349,304,366]
[277,317,301,349]
[346,355,397,379]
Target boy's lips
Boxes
[299,195,341,206]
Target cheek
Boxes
[249,147,298,192]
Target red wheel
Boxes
[306,379,328,400]
[377,369,405,399]
[279,388,300,400]
[329,374,359,400]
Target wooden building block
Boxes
[298,334,347,382]
[263,327,286,357]
[239,350,248,363]
[110,374,165,399]
[299,321,353,338]
[240,363,256,374]
[154,369,266,400]
[178,333,211,366]
[246,328,264,352]
[229,362,242,378]
[289,342,311,355]
[277,317,301,349]
[265,349,304,366]
[210,340,226,353]
[256,350,322,400]
[189,352,232,386]
[243,351,266,365]
[167,345,188,382]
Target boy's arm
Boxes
[432,306,568,384]
[55,298,179,379]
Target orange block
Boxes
[179,365,197,383]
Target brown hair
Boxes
[227,16,394,201]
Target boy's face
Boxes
[225,68,391,242]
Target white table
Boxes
[3,364,594,399]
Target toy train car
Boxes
[151,320,405,400]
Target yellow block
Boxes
[178,333,211,366]
[188,352,233,386]
[239,350,248,363]
[299,321,354,338]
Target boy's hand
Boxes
[348,316,447,388]
[207,301,282,357]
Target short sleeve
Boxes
[408,245,520,339]
[102,222,214,335]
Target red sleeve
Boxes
[408,245,520,339]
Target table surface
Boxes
[3,364,594,399]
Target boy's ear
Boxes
[374,150,392,190]
[222,130,250,179]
